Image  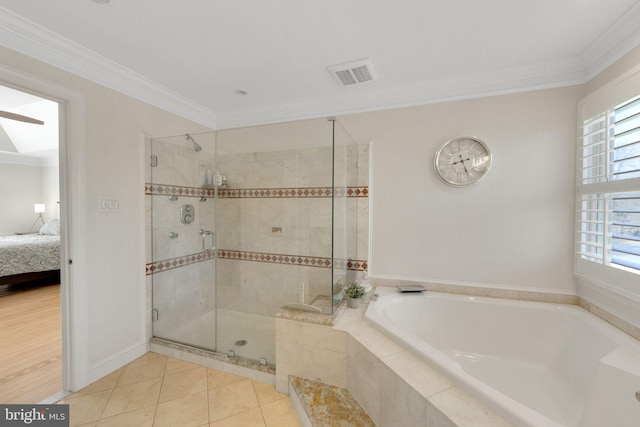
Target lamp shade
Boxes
[34,203,46,214]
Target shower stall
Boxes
[146,118,368,367]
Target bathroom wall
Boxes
[215,141,369,317]
[340,85,583,295]
[0,45,213,388]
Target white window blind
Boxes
[577,94,640,275]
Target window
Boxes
[577,93,640,279]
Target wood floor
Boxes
[0,284,62,403]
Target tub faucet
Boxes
[398,285,426,293]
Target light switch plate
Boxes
[98,197,121,212]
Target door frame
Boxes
[0,63,89,392]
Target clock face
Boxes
[434,136,491,186]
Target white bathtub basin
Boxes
[364,286,640,427]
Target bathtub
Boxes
[364,286,640,427]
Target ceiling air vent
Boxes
[327,58,377,86]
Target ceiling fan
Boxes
[0,110,44,125]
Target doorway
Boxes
[0,83,62,403]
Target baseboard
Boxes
[87,341,147,385]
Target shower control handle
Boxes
[199,229,215,252]
[180,204,195,225]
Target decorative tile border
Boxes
[218,249,367,271]
[218,249,331,268]
[145,183,214,198]
[334,259,368,272]
[146,250,215,275]
[218,186,368,199]
[145,183,368,199]
[147,249,367,275]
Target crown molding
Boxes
[1,6,640,131]
[217,58,586,129]
[0,7,217,129]
[580,2,640,82]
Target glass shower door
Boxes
[215,118,335,365]
[332,120,360,305]
[149,133,217,351]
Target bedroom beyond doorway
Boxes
[0,283,61,403]
[0,82,63,404]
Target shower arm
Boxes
[185,133,202,152]
[199,229,215,252]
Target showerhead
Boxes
[185,134,202,152]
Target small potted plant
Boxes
[344,282,365,308]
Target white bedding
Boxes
[0,234,61,277]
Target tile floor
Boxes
[57,352,301,427]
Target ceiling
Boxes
[0,84,59,165]
[1,1,640,129]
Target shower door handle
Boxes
[199,229,215,253]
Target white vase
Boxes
[348,297,361,308]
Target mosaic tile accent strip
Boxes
[218,249,330,268]
[148,249,366,276]
[218,249,368,271]
[145,183,215,198]
[334,259,368,272]
[218,186,368,198]
[145,183,368,199]
[146,250,215,275]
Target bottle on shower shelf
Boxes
[204,169,213,187]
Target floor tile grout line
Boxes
[92,369,122,425]
[251,380,269,427]
[149,356,168,425]
[61,355,298,426]
[206,368,211,424]
[95,355,167,423]
[206,378,262,426]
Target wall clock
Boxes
[433,136,492,186]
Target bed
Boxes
[0,221,61,286]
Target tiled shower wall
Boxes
[216,144,369,317]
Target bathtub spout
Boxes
[398,285,426,293]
